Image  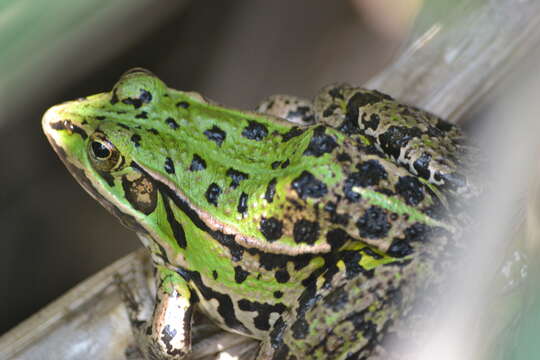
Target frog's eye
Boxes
[91,141,111,159]
[88,134,122,172]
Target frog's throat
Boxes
[48,144,152,241]
[138,164,332,256]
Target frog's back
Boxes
[117,88,456,259]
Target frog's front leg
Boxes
[119,265,196,360]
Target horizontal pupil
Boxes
[91,141,110,159]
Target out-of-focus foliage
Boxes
[0,0,186,126]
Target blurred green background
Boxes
[0,0,416,334]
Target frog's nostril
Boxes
[47,119,88,140]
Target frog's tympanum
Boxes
[42,69,479,359]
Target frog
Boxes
[42,68,477,359]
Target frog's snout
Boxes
[42,104,65,141]
[42,103,90,155]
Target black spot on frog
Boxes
[387,238,414,258]
[303,126,338,157]
[291,171,328,199]
[364,113,380,131]
[237,299,286,331]
[341,91,385,134]
[130,134,141,147]
[260,217,283,241]
[264,178,277,203]
[164,157,175,174]
[413,152,432,180]
[378,126,422,160]
[326,228,349,250]
[165,117,179,130]
[274,269,290,283]
[189,154,206,171]
[138,89,152,104]
[322,103,339,117]
[237,192,249,214]
[281,127,304,142]
[324,202,349,226]
[395,176,424,206]
[343,160,388,202]
[337,152,352,162]
[403,223,431,243]
[242,120,268,141]
[205,183,222,206]
[293,219,320,245]
[287,106,315,123]
[356,206,390,239]
[204,125,226,146]
[226,168,249,189]
[176,101,189,108]
[234,266,249,284]
[328,86,345,100]
[120,89,153,109]
[135,111,148,119]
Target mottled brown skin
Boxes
[253,86,473,359]
[314,84,482,200]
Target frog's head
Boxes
[42,68,172,238]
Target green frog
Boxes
[42,68,477,359]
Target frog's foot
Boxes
[256,94,315,125]
[116,265,196,360]
[313,83,481,198]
